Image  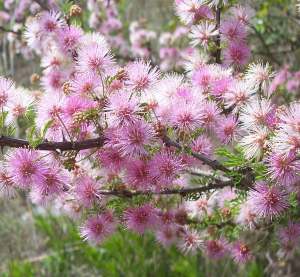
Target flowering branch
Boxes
[0,135,105,151]
[96,179,233,198]
[163,135,230,173]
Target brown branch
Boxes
[163,135,230,173]
[215,7,221,64]
[96,179,233,198]
[0,135,104,151]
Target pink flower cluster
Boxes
[0,0,299,264]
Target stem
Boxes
[56,113,74,143]
[163,135,230,173]
[96,179,233,198]
[215,7,221,64]
[0,135,105,151]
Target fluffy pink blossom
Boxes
[266,152,300,186]
[191,135,213,157]
[170,101,202,132]
[224,41,250,67]
[97,147,127,174]
[77,44,114,76]
[71,73,101,96]
[248,182,289,219]
[124,204,158,234]
[58,25,83,53]
[189,22,219,48]
[124,159,152,190]
[205,239,227,260]
[108,91,139,126]
[155,225,177,247]
[7,149,47,188]
[117,120,154,157]
[149,150,184,188]
[230,241,252,263]
[199,101,221,129]
[278,222,300,251]
[81,211,117,244]
[178,227,203,255]
[0,167,17,198]
[75,176,100,208]
[32,164,67,203]
[126,61,160,92]
[215,115,238,144]
[40,11,65,33]
[236,202,257,229]
[220,19,247,42]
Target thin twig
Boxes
[163,135,230,173]
[96,179,233,198]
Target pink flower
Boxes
[32,164,67,203]
[124,204,158,234]
[215,115,238,144]
[108,91,139,126]
[191,135,213,157]
[220,19,247,42]
[71,73,101,96]
[266,152,300,186]
[199,101,221,129]
[205,239,227,260]
[7,149,47,188]
[97,147,127,174]
[0,167,17,198]
[224,41,250,67]
[39,11,65,33]
[77,44,114,76]
[236,202,257,229]
[248,182,289,219]
[170,101,202,132]
[178,227,203,255]
[58,25,83,53]
[75,176,100,208]
[117,120,154,157]
[124,159,152,190]
[149,150,184,188]
[155,225,177,247]
[211,77,233,97]
[81,211,117,244]
[192,66,214,92]
[278,222,300,251]
[126,61,160,92]
[230,241,252,263]
[41,69,66,93]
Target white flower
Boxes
[189,21,219,48]
[224,80,256,112]
[245,62,275,95]
[239,127,269,159]
[175,0,207,25]
[7,87,34,123]
[239,97,274,130]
